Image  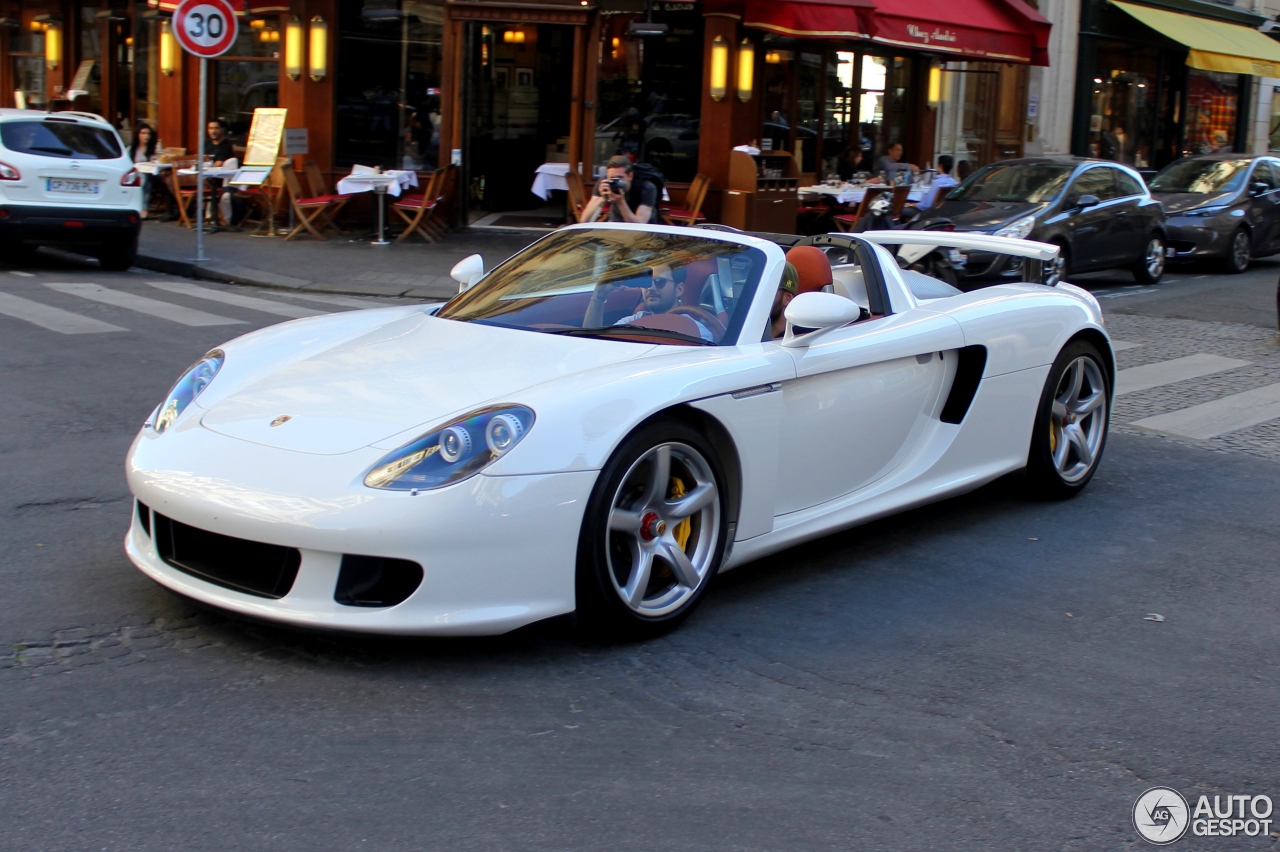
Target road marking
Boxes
[1111,340,1142,352]
[267,291,392,309]
[1116,353,1250,396]
[8,270,34,278]
[43,282,246,327]
[146,281,327,318]
[1131,383,1280,439]
[0,291,126,334]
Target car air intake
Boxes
[152,512,301,599]
[136,500,151,536]
[334,555,424,608]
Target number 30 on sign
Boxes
[172,0,239,58]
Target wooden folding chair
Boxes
[832,185,891,232]
[281,167,340,241]
[660,173,710,226]
[167,158,200,229]
[889,185,912,217]
[392,166,451,243]
[565,169,588,223]
[303,160,350,233]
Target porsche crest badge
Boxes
[270,415,292,427]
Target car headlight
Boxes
[153,349,224,434]
[1180,205,1229,218]
[364,405,535,491]
[993,215,1036,240]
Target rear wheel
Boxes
[1223,228,1250,274]
[576,418,728,640]
[1132,233,1165,285]
[1025,340,1110,500]
[97,235,138,272]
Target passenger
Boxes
[584,263,715,342]
[769,263,800,339]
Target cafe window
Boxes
[595,5,704,182]
[1087,44,1162,168]
[335,0,444,171]
[134,3,160,131]
[1184,69,1240,157]
[212,17,281,140]
[10,14,48,110]
[77,5,104,115]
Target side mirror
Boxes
[1075,194,1100,210]
[1251,181,1269,197]
[781,292,864,348]
[450,254,484,293]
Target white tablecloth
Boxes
[177,167,240,180]
[531,163,573,200]
[336,168,419,198]
[135,162,172,175]
[799,184,927,205]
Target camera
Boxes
[607,178,626,195]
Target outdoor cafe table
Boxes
[336,169,419,246]
[798,184,927,206]
[531,162,573,201]
[176,166,242,230]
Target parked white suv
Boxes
[0,109,143,270]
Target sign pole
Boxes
[195,56,207,263]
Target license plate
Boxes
[46,179,100,194]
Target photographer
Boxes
[577,155,658,224]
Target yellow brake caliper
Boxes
[669,477,692,551]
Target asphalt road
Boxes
[1,251,1277,851]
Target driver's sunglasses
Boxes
[646,276,676,290]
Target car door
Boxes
[1249,160,1280,252]
[1061,167,1124,269]
[774,308,965,516]
[1112,168,1153,262]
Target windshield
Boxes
[0,120,122,160]
[948,164,1073,203]
[1149,159,1250,194]
[437,229,767,345]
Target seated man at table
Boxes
[917,154,959,210]
[577,155,659,224]
[870,142,919,186]
[583,263,714,342]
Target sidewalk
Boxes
[136,220,541,299]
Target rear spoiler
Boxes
[856,230,1059,261]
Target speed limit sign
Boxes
[172,0,238,59]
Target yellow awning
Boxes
[1112,1,1280,76]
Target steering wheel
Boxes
[669,305,726,340]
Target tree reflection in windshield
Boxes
[1149,159,1250,194]
[949,164,1074,203]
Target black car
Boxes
[921,156,1167,286]
[1149,154,1280,273]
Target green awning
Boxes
[1112,1,1280,76]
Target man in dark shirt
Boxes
[204,119,234,166]
[577,155,658,224]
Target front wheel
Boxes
[1132,234,1165,285]
[576,418,728,640]
[1223,228,1250,274]
[1024,340,1110,500]
[98,235,138,272]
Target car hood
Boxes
[930,199,1045,232]
[1152,191,1236,215]
[199,312,657,455]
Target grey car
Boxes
[1149,154,1280,273]
[919,156,1167,286]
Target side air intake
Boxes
[940,346,987,425]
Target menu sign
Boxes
[243,108,288,167]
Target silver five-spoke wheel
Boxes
[1049,356,1107,484]
[605,442,720,618]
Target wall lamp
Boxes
[709,35,728,101]
[284,15,303,81]
[41,21,61,70]
[309,15,327,81]
[928,64,943,106]
[737,39,754,102]
[159,19,176,75]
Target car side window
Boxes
[1065,168,1117,206]
[1254,161,1280,190]
[1114,170,1145,198]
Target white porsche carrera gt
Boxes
[125,223,1113,639]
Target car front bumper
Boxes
[1164,217,1237,259]
[125,426,594,635]
[0,204,141,244]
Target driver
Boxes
[768,263,800,339]
[583,263,715,342]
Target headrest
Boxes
[785,245,834,294]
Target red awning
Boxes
[713,0,1050,65]
[147,0,289,14]
[868,0,1050,65]
[706,0,878,40]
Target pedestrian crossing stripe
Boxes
[147,281,327,319]
[43,282,246,327]
[0,290,125,334]
[1131,383,1280,440]
[1116,353,1250,396]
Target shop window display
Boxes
[1184,69,1240,156]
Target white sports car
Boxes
[125,223,1113,638]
